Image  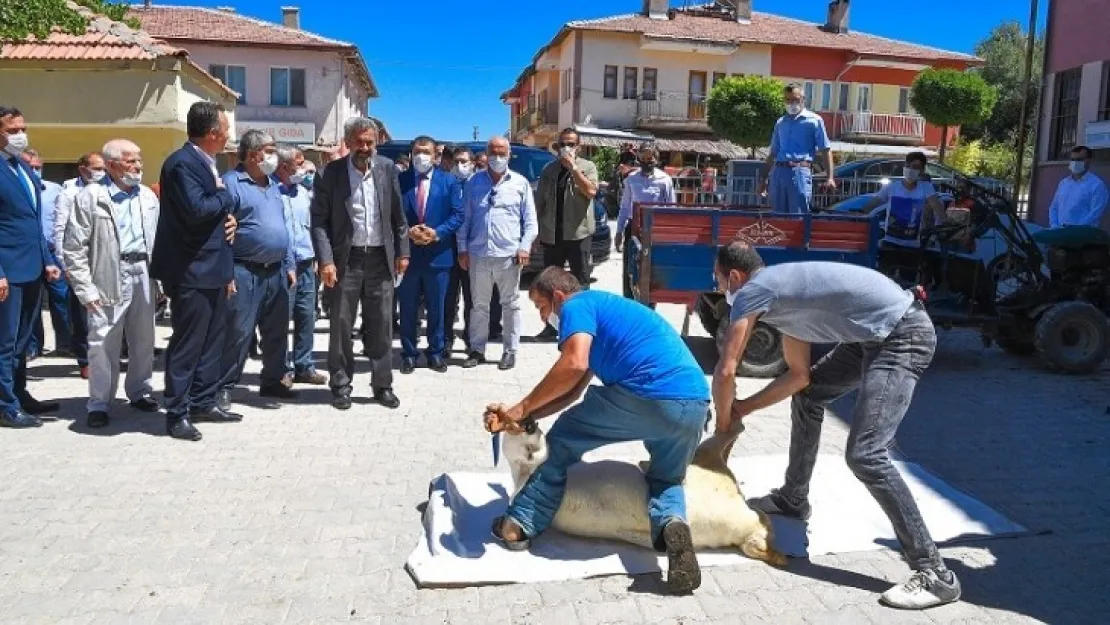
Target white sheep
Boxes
[502,425,786,566]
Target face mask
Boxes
[453,163,473,179]
[1069,160,1087,175]
[301,173,315,189]
[546,311,560,332]
[412,153,434,174]
[2,131,28,157]
[641,162,657,173]
[259,153,279,175]
[89,170,107,184]
[718,273,741,306]
[31,167,42,177]
[121,171,143,187]
[786,103,803,116]
[904,168,921,183]
[559,145,576,159]
[489,155,510,173]
[289,172,305,185]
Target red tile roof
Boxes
[130,5,353,49]
[128,4,378,97]
[567,10,980,62]
[0,7,237,100]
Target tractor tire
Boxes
[1033,301,1110,374]
[716,317,786,379]
[695,293,724,338]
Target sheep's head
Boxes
[503,423,548,495]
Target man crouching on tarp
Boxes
[483,267,710,594]
[711,240,961,610]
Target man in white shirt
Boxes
[615,146,676,252]
[1048,145,1108,229]
[63,139,160,429]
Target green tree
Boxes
[590,146,619,182]
[706,75,784,157]
[910,68,997,162]
[962,21,1044,145]
[0,0,138,41]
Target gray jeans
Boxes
[781,302,942,570]
[468,256,521,353]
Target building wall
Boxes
[1030,0,1110,227]
[180,43,369,146]
[569,31,772,128]
[0,61,235,185]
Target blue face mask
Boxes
[301,173,315,189]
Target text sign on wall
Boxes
[237,121,316,145]
[1085,120,1110,150]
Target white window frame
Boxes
[803,81,815,106]
[270,66,307,108]
[819,82,833,111]
[856,84,873,112]
[209,64,247,105]
[898,87,915,115]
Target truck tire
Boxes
[1033,301,1110,374]
[716,317,787,378]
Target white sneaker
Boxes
[880,569,962,610]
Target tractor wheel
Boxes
[717,318,786,378]
[695,293,724,338]
[1033,301,1110,374]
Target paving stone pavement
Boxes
[2,254,1108,625]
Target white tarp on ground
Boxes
[406,453,1030,588]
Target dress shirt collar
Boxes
[233,164,274,187]
[106,179,139,200]
[347,155,374,180]
[190,142,217,167]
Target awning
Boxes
[572,124,758,160]
[651,137,754,160]
[830,141,938,157]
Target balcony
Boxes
[635,91,709,131]
[836,112,926,145]
[513,103,559,139]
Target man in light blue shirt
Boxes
[277,146,326,385]
[1048,145,1108,229]
[216,130,296,408]
[457,137,538,371]
[760,84,837,214]
[21,148,82,366]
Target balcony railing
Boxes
[837,112,926,142]
[635,91,709,127]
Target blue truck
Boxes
[623,202,881,377]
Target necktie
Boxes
[417,176,428,223]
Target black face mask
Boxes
[641,161,657,172]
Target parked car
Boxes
[828,192,1046,296]
[831,157,1013,199]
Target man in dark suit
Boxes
[151,102,240,441]
[397,136,464,374]
[311,117,409,411]
[0,106,62,428]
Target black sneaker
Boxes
[662,520,701,594]
[748,488,812,521]
[462,352,485,369]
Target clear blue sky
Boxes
[177,0,1047,141]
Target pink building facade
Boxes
[1030,0,1110,228]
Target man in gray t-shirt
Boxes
[709,242,960,611]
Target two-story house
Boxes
[503,0,981,166]
[1030,0,1110,228]
[131,3,380,167]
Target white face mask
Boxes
[289,172,305,185]
[259,153,279,175]
[3,131,28,157]
[453,163,473,179]
[904,167,921,183]
[121,171,143,187]
[1069,160,1087,175]
[719,273,740,306]
[546,311,560,332]
[786,103,803,116]
[89,170,107,183]
[489,155,510,173]
[559,146,576,160]
[412,153,434,174]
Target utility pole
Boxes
[472,126,479,141]
[1013,0,1040,205]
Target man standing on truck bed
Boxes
[711,241,961,611]
[758,84,836,213]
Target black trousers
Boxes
[542,237,591,286]
[328,247,393,393]
[162,285,228,417]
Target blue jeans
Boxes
[506,385,708,550]
[770,164,813,214]
[29,277,88,365]
[288,261,318,375]
[218,263,290,390]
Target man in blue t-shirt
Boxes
[484,267,710,594]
